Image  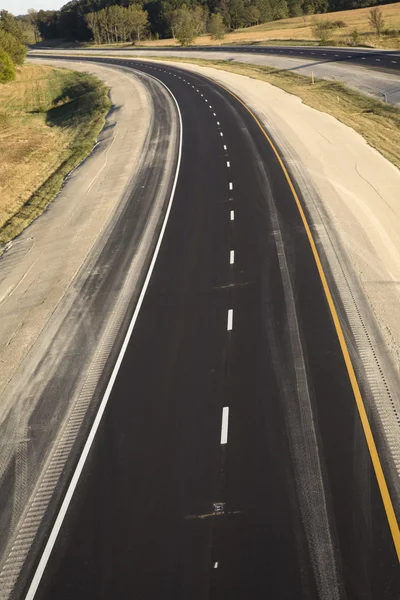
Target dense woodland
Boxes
[24,0,393,43]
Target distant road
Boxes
[101,44,400,74]
[31,46,400,105]
[23,56,400,600]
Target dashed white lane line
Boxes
[226,161,230,167]
[217,121,220,125]
[214,562,219,569]
[220,132,224,137]
[223,145,227,151]
[213,112,216,116]
[230,210,234,221]
[230,250,235,265]
[361,57,366,60]
[220,407,230,444]
[229,182,233,190]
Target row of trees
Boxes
[28,0,388,44]
[86,5,148,43]
[0,10,27,83]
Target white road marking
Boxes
[24,74,184,600]
[226,161,230,167]
[214,562,219,569]
[213,112,216,116]
[230,210,234,221]
[220,407,230,443]
[217,121,220,125]
[376,59,380,61]
[230,250,235,264]
[392,61,397,63]
[361,57,366,60]
[220,132,223,137]
[223,145,227,150]
[201,93,203,96]
[229,182,233,190]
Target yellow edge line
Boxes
[211,79,400,561]
[36,54,400,558]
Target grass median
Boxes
[139,55,400,170]
[0,64,110,248]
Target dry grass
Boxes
[139,55,400,169]
[0,64,110,247]
[138,2,400,48]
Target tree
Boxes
[86,12,101,43]
[369,7,384,36]
[245,6,261,26]
[0,10,25,43]
[127,5,148,42]
[0,30,26,65]
[287,0,303,17]
[269,0,289,20]
[228,0,246,30]
[208,13,226,39]
[27,9,41,43]
[171,6,199,46]
[0,48,15,83]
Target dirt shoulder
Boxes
[0,61,150,398]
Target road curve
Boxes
[21,58,400,600]
[30,46,400,106]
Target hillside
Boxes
[138,2,400,48]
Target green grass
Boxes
[0,64,110,247]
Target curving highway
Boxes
[19,58,400,600]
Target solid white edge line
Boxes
[220,407,230,444]
[227,309,233,331]
[24,69,184,600]
[230,250,234,265]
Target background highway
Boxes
[33,45,400,105]
[22,58,400,599]
[101,45,400,73]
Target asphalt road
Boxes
[103,45,400,74]
[22,58,400,599]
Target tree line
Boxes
[28,0,388,44]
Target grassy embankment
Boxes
[130,2,400,49]
[0,64,110,247]
[138,55,400,169]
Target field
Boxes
[137,2,400,49]
[0,64,110,246]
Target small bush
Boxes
[0,48,15,83]
[383,28,400,38]
[333,20,347,29]
[348,29,361,46]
